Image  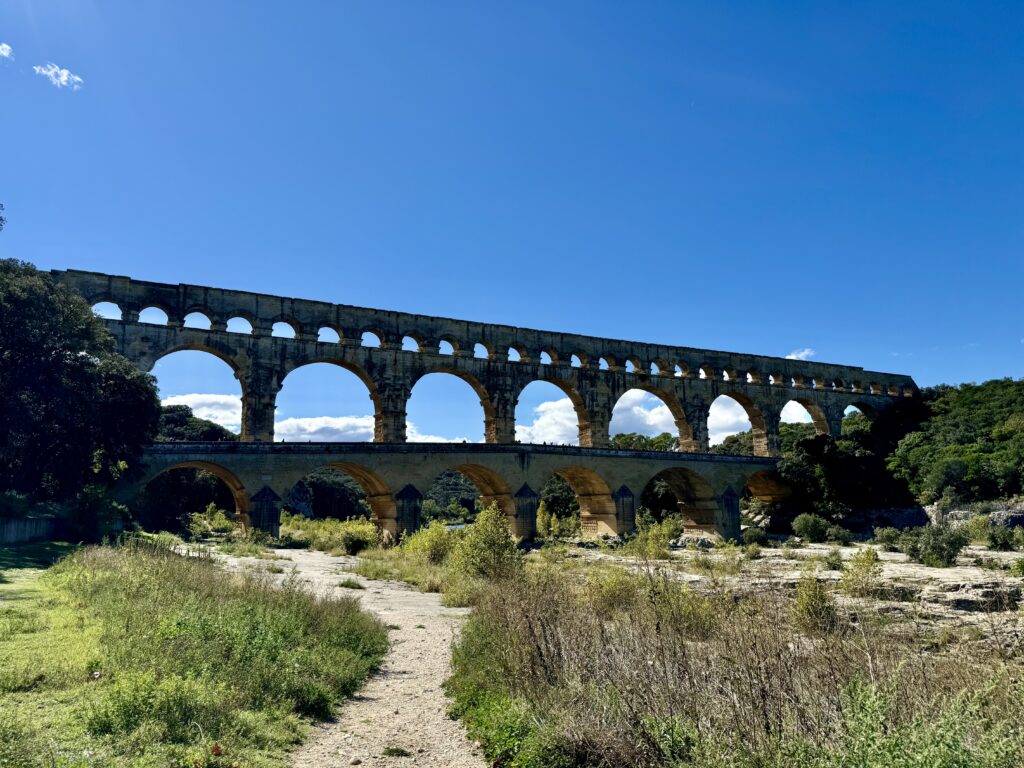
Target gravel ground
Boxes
[219,548,487,768]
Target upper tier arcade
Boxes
[54,268,918,456]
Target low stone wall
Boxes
[0,516,64,545]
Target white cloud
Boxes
[516,398,580,445]
[163,394,241,433]
[161,394,469,443]
[275,415,373,442]
[708,398,751,445]
[785,347,815,361]
[780,401,813,424]
[0,43,13,60]
[609,390,675,436]
[33,62,83,90]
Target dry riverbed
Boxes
[218,548,486,768]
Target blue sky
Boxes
[2,2,1022,443]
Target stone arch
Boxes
[317,325,342,343]
[278,359,381,439]
[550,466,618,536]
[515,378,591,446]
[226,313,255,334]
[402,334,425,352]
[846,401,878,420]
[150,343,242,376]
[322,461,398,536]
[271,320,298,338]
[641,467,719,535]
[782,397,829,435]
[139,305,171,325]
[473,342,492,360]
[407,369,494,443]
[610,387,694,450]
[451,463,518,530]
[148,460,251,526]
[711,392,769,456]
[91,301,123,320]
[183,310,213,330]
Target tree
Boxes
[611,432,678,451]
[158,404,239,442]
[0,260,160,502]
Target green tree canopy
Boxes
[0,259,160,501]
[158,404,239,442]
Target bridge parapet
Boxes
[55,269,918,456]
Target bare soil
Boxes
[219,548,486,768]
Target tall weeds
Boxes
[448,564,1024,767]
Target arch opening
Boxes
[272,321,296,339]
[184,312,212,330]
[284,466,373,522]
[424,465,518,532]
[276,362,379,443]
[473,343,490,360]
[515,380,589,446]
[547,467,617,537]
[709,394,767,456]
[439,339,457,356]
[135,462,249,534]
[741,470,794,535]
[407,371,490,443]
[318,462,398,536]
[638,467,719,536]
[153,349,243,437]
[226,317,253,334]
[402,335,422,352]
[361,331,382,348]
[508,346,524,362]
[610,388,692,451]
[139,306,169,325]
[782,398,829,436]
[318,327,341,343]
[92,301,122,320]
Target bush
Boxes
[840,547,882,597]
[792,513,830,543]
[901,525,969,567]
[792,574,839,634]
[187,503,236,540]
[962,514,992,543]
[449,503,522,581]
[278,513,379,554]
[403,520,459,564]
[872,526,902,552]
[824,547,844,571]
[987,524,1016,552]
[744,543,763,560]
[826,525,853,545]
[742,526,768,546]
[625,515,683,560]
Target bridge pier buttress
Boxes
[249,486,283,537]
[374,383,409,444]
[241,366,282,443]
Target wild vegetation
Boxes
[0,537,387,768]
[447,560,1024,768]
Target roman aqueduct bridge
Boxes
[54,269,918,539]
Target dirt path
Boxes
[219,548,486,768]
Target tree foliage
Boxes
[0,259,160,502]
[157,404,238,442]
[888,378,1024,504]
[611,432,678,451]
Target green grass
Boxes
[0,536,387,767]
[337,578,365,589]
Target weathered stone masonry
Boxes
[53,269,918,539]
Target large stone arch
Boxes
[321,461,398,536]
[147,342,245,378]
[548,465,617,536]
[716,391,770,456]
[610,385,694,450]
[147,460,251,525]
[407,367,495,443]
[783,396,830,435]
[278,358,383,440]
[641,466,720,535]
[515,377,592,446]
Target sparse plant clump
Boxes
[741,526,768,546]
[823,547,844,571]
[403,519,460,565]
[987,523,1016,552]
[449,504,522,582]
[840,547,882,597]
[624,515,683,560]
[187,502,236,540]
[792,513,830,543]
[792,573,840,633]
[872,526,902,551]
[901,525,969,568]
[278,513,379,555]
[826,524,853,545]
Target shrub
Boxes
[901,525,968,568]
[824,547,844,571]
[987,524,1016,552]
[827,525,853,545]
[1010,559,1024,577]
[187,503,236,540]
[403,520,458,564]
[872,526,902,552]
[840,547,882,597]
[278,513,379,554]
[449,503,522,581]
[962,514,992,543]
[625,515,683,560]
[792,574,839,634]
[792,513,830,543]
[742,526,768,546]
[743,543,763,560]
